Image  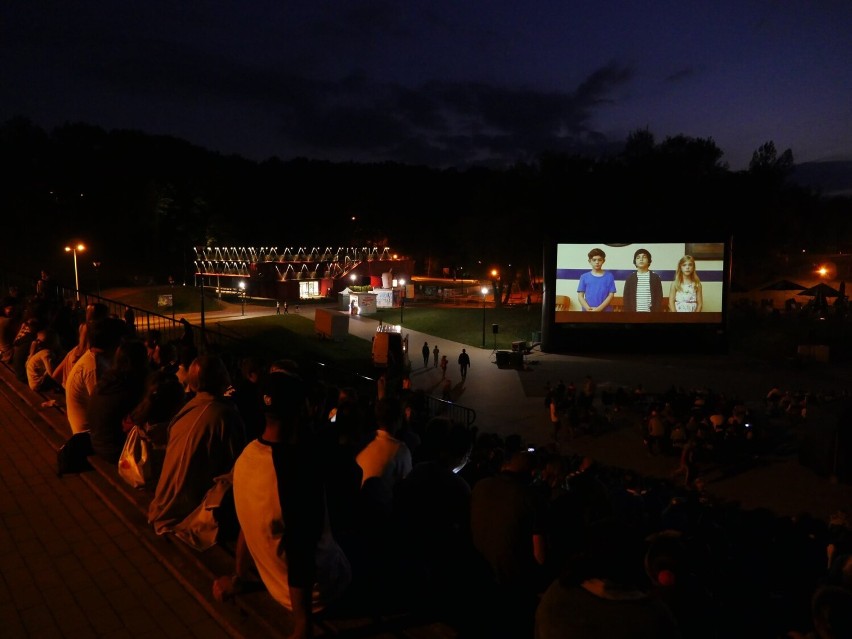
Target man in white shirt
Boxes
[356,396,412,491]
[65,317,126,434]
[25,328,63,391]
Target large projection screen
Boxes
[541,241,730,352]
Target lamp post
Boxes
[239,281,246,316]
[64,243,85,302]
[168,275,175,320]
[92,260,101,297]
[481,286,489,348]
[491,268,500,307]
[399,278,406,325]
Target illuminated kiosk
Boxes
[345,291,378,316]
[540,240,732,354]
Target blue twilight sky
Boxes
[2,1,851,171]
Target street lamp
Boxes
[399,278,406,325]
[92,260,101,297]
[481,286,489,348]
[491,268,500,306]
[64,243,85,302]
[238,281,246,316]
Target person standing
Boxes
[275,300,280,315]
[432,344,440,368]
[458,348,471,381]
[669,255,703,313]
[439,354,449,379]
[283,301,289,314]
[622,248,664,312]
[421,341,430,368]
[577,247,616,312]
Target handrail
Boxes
[3,269,477,429]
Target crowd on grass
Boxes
[5,280,852,638]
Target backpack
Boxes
[57,431,94,476]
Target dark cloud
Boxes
[83,35,633,167]
[6,2,846,169]
[271,63,634,167]
[664,67,697,84]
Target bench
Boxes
[0,363,459,638]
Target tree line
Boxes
[1,117,849,294]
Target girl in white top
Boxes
[669,254,703,312]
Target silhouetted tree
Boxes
[749,141,794,175]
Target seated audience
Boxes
[87,338,149,463]
[213,371,351,638]
[148,354,246,535]
[64,317,128,434]
[26,327,64,392]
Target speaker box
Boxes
[495,350,511,368]
[492,323,499,334]
[496,350,523,370]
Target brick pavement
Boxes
[0,373,234,638]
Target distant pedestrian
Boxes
[275,300,280,315]
[458,348,471,381]
[283,301,288,314]
[432,344,439,368]
[440,355,448,379]
[422,342,430,368]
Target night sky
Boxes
[3,1,851,171]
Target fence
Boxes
[2,271,477,428]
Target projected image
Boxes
[554,242,726,324]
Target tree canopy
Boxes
[0,118,846,292]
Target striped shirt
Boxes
[636,271,652,312]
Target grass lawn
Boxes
[105,286,545,378]
[105,285,852,368]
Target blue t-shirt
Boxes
[577,271,616,311]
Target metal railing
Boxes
[2,270,478,428]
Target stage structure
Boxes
[193,246,415,305]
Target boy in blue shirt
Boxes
[577,247,616,312]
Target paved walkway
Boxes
[189,302,852,520]
[340,306,852,520]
